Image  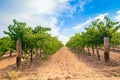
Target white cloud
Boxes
[58,35,69,45]
[0,0,70,44]
[67,0,93,17]
[94,13,108,21]
[73,13,108,31]
[116,10,120,14]
[78,1,86,12]
[115,10,120,22]
[0,0,93,44]
[1,0,70,16]
[73,18,92,30]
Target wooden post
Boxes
[16,40,22,69]
[104,37,110,63]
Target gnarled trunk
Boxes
[92,45,95,58]
[9,50,12,57]
[40,49,42,58]
[95,46,100,61]
[87,47,91,56]
[30,49,33,63]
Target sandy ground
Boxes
[0,47,120,80]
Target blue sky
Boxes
[0,0,120,44]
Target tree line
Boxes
[66,16,120,63]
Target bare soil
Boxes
[0,47,120,80]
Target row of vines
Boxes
[66,16,120,62]
[0,19,63,68]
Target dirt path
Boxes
[35,47,100,80]
[18,47,120,80]
[0,47,120,80]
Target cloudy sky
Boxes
[0,0,120,44]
